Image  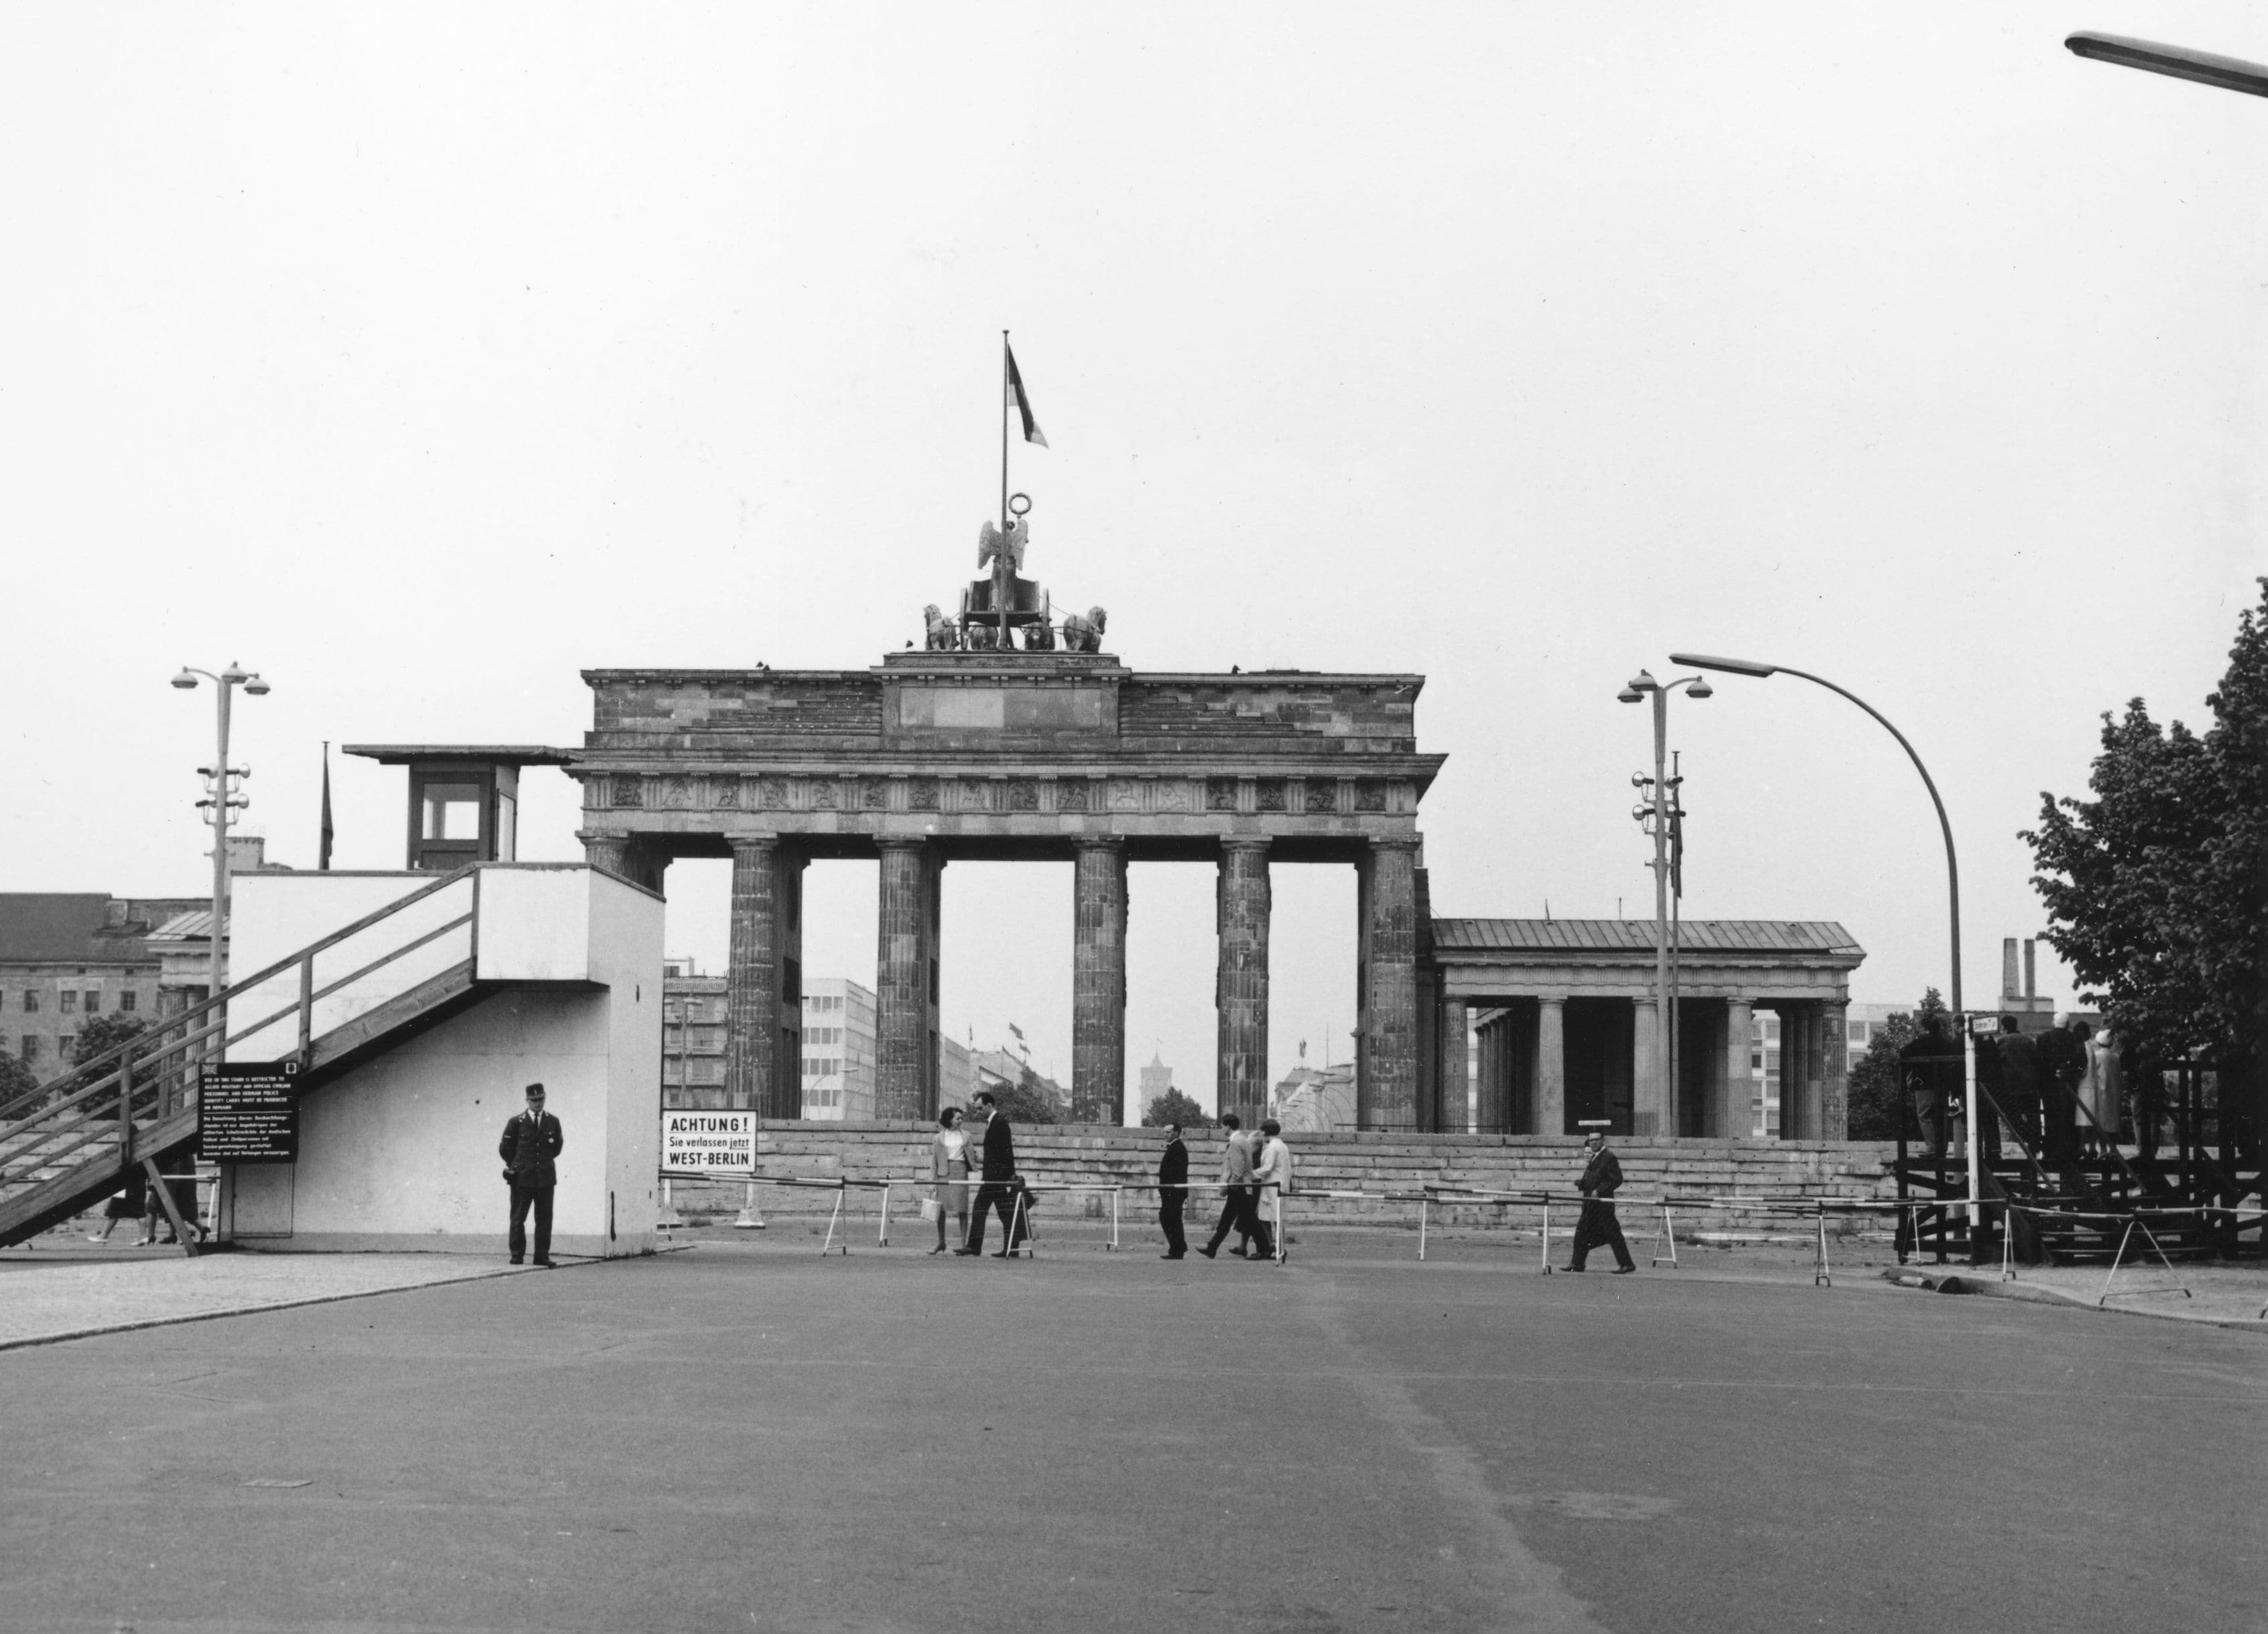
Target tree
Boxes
[2023,578,2267,1131]
[0,1049,35,1115]
[1141,1087,1214,1129]
[983,1066,1064,1127]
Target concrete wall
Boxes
[231,872,466,1060]
[221,867,663,1257]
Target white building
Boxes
[800,977,877,1120]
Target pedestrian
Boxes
[1566,1129,1635,1274]
[928,1105,972,1255]
[1196,1112,1258,1260]
[87,1167,146,1244]
[1897,1011,1962,1153]
[144,1165,204,1246]
[498,1081,562,1267]
[2035,1014,2089,1164]
[1156,1121,1189,1259]
[1250,1119,1292,1263]
[957,1090,1024,1257]
[1994,1016,2041,1151]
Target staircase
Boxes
[0,868,497,1251]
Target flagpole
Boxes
[1000,330,1011,535]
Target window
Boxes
[118,991,136,1013]
[1750,1051,1763,1070]
[1848,1022,1869,1044]
[1763,1018,1781,1041]
[83,991,100,1014]
[56,1035,74,1066]
[21,1036,36,1064]
[20,991,33,1013]
[421,783,483,841]
[59,991,76,1014]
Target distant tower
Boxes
[1137,1050,1173,1121]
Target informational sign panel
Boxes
[198,1061,301,1163]
[662,1111,757,1177]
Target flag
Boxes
[319,742,334,871]
[1008,1022,1025,1041]
[1004,342,1047,448]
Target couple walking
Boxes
[929,1090,1029,1256]
[1188,1113,1290,1262]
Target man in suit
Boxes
[499,1081,563,1268]
[957,1090,1026,1257]
[1197,1113,1257,1260]
[1567,1129,1635,1274]
[1156,1123,1189,1260]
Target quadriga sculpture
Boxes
[1060,606,1108,653]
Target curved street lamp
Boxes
[1668,653,1979,1213]
[1618,669,1710,1135]
[2065,33,2268,98]
[172,663,271,1054]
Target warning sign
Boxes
[663,1111,757,1177]
[198,1062,301,1163]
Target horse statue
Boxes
[1022,617,1056,652]
[1060,606,1108,653]
[922,604,960,651]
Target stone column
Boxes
[1536,995,1567,1137]
[1722,1000,1753,1139]
[1631,998,1660,1137]
[1438,996,1470,1135]
[1216,839,1270,1129]
[1071,840,1128,1125]
[725,836,782,1116]
[579,832,631,880]
[875,839,940,1121]
[1821,1000,1849,1141]
[1357,838,1420,1129]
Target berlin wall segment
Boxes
[570,651,1444,1128]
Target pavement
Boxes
[1,1224,2263,1632]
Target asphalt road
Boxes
[2,1241,2262,1633]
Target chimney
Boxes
[2023,938,2037,1001]
[2001,937,2019,1004]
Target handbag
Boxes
[919,1196,942,1222]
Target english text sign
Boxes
[198,1062,300,1163]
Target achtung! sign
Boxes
[662,1111,756,1177]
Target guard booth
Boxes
[344,745,575,870]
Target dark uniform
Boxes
[963,1109,1026,1255]
[499,1105,563,1264]
[1569,1140,1635,1273]
[1157,1131,1189,1259]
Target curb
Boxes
[1880,1266,2268,1331]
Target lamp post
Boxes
[2065,33,2268,98]
[171,663,270,1059]
[1667,654,1978,1213]
[1617,669,1710,1135]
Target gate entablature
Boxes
[572,653,1443,855]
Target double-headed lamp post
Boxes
[1617,669,1710,1133]
[171,664,270,1054]
[1668,653,1980,1215]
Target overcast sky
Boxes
[3,5,2259,1113]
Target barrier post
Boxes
[1007,1187,1036,1258]
[1650,1199,1680,1269]
[1812,1199,1832,1288]
[2001,1205,2017,1282]
[820,1181,848,1256]
[1275,1183,1288,1266]
[1539,1195,1553,1275]
[1418,1192,1430,1262]
[878,1179,891,1248]
[733,1180,766,1230]
[1108,1184,1120,1252]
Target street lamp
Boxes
[172,663,270,1054]
[1667,653,1979,1212]
[1617,669,1710,1135]
[2065,33,2268,98]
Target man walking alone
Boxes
[1567,1128,1634,1274]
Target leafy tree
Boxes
[1141,1087,1214,1129]
[71,1014,150,1070]
[2024,578,2267,1129]
[982,1066,1064,1126]
[0,1049,35,1115]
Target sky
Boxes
[1,5,2260,1114]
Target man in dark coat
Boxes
[1898,1012,1962,1153]
[1993,1016,2041,1153]
[957,1090,1026,1257]
[498,1081,563,1267]
[2033,1016,2087,1165]
[1156,1123,1189,1259]
[1567,1129,1635,1274]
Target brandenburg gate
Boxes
[569,649,1444,1128]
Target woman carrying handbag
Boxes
[927,1106,972,1254]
